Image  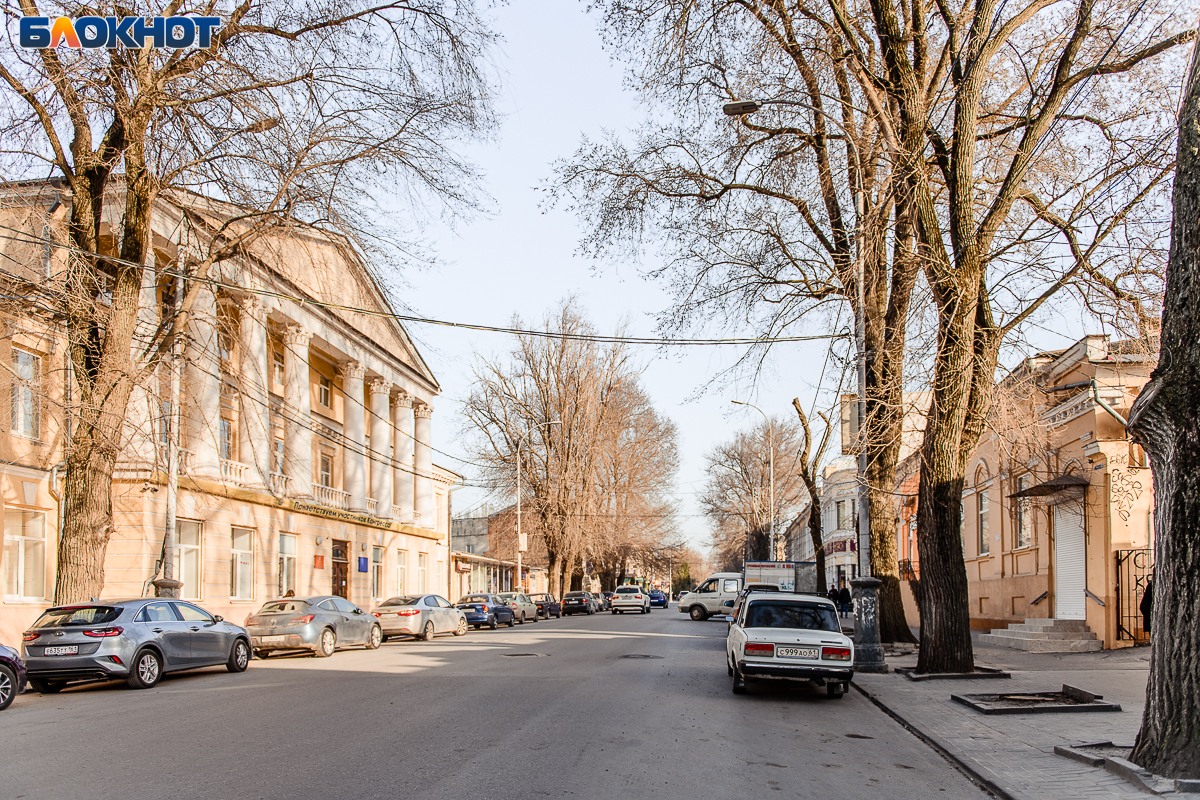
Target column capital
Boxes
[338,359,366,382]
[392,391,413,409]
[368,377,392,396]
[240,293,264,318]
[282,324,310,347]
[414,402,434,419]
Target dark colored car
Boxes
[22,600,251,692]
[599,592,614,611]
[456,594,516,629]
[562,591,597,615]
[0,643,27,710]
[528,593,562,619]
[649,590,669,608]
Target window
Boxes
[331,597,357,613]
[4,510,46,599]
[835,499,851,530]
[1016,476,1032,549]
[722,579,739,593]
[11,348,41,438]
[371,546,384,599]
[175,521,201,599]
[272,438,285,474]
[218,418,234,461]
[137,602,179,623]
[977,491,990,555]
[279,533,297,596]
[318,375,332,408]
[218,331,233,365]
[231,527,254,599]
[273,350,285,386]
[175,602,214,623]
[465,544,475,554]
[319,453,333,487]
[418,552,428,593]
[696,578,717,594]
[396,549,408,594]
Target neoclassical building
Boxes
[1,183,459,643]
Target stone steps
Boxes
[981,618,1104,652]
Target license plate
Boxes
[776,647,819,659]
[44,645,78,656]
[261,635,286,644]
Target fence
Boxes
[1114,548,1153,642]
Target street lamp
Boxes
[731,400,774,560]
[516,420,560,593]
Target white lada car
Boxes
[726,592,854,698]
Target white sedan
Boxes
[726,592,854,698]
[610,585,651,614]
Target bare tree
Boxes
[1127,37,1200,780]
[791,398,836,594]
[0,0,499,603]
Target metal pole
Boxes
[516,437,523,594]
[154,271,184,598]
[854,191,870,578]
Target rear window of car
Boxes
[32,606,121,627]
[744,602,840,632]
[564,592,586,598]
[459,596,490,604]
[498,593,517,600]
[259,601,309,613]
[615,587,640,594]
[381,596,422,607]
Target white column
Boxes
[339,360,368,513]
[282,325,313,499]
[237,295,269,489]
[184,273,222,480]
[124,262,160,467]
[369,379,393,519]
[414,402,434,526]
[392,392,414,523]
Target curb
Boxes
[852,681,1026,800]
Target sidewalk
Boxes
[854,634,1155,800]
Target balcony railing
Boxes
[366,498,380,517]
[268,472,290,496]
[220,458,250,486]
[391,505,407,522]
[313,484,350,510]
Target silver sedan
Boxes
[22,599,250,692]
[246,596,382,658]
[370,595,468,641]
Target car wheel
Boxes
[507,615,516,628]
[127,648,163,690]
[639,607,646,614]
[314,628,336,658]
[611,609,617,615]
[226,639,250,673]
[366,625,383,650]
[421,621,436,641]
[827,681,846,699]
[727,654,734,676]
[490,617,499,630]
[556,611,562,618]
[254,649,270,660]
[454,618,468,636]
[0,664,17,710]
[732,663,747,695]
[28,678,65,694]
[689,605,708,621]
[381,635,390,644]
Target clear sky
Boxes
[399,1,1087,551]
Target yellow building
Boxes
[1,183,459,644]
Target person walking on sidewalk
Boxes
[1139,578,1154,635]
[837,583,852,617]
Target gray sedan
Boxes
[370,595,468,641]
[246,596,382,658]
[22,599,251,692]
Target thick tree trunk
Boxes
[1127,40,1200,780]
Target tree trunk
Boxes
[807,512,827,594]
[1126,39,1200,780]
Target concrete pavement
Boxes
[1,607,983,800]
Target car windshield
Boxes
[32,605,121,627]
[743,602,840,632]
[381,596,422,607]
[259,601,309,613]
[615,587,640,594]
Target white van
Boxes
[678,573,742,620]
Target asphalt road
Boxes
[0,606,984,800]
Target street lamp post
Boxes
[731,400,774,560]
[516,420,560,594]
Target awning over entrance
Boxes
[1008,473,1089,498]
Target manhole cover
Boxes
[620,654,663,659]
[502,653,548,658]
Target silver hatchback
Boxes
[245,596,383,658]
[22,599,251,692]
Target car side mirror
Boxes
[213,615,223,623]
[724,616,735,623]
[353,608,363,615]
[722,600,734,608]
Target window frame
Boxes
[396,549,408,595]
[218,417,235,461]
[231,527,255,600]
[977,489,990,555]
[175,520,203,600]
[3,508,47,601]
[10,347,42,440]
[418,552,428,594]
[1015,476,1033,549]
[318,452,334,488]
[371,546,384,599]
[318,375,332,409]
[278,532,297,597]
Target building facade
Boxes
[1,185,458,643]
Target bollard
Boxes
[851,577,888,673]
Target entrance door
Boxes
[332,540,350,599]
[1053,502,1086,620]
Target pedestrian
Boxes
[1139,578,1153,636]
[837,583,852,617]
[827,587,839,607]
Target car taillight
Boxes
[289,614,316,625]
[395,609,420,617]
[245,615,256,626]
[745,642,775,657]
[22,631,38,642]
[822,646,852,661]
[479,605,488,612]
[83,626,124,638]
[370,612,381,617]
